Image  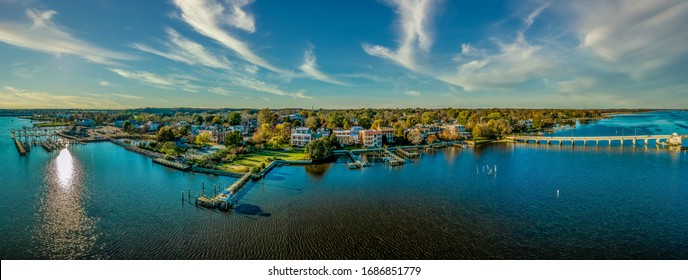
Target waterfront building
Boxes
[441,124,472,139]
[333,129,354,146]
[290,127,313,147]
[65,125,89,138]
[376,126,395,143]
[360,130,382,147]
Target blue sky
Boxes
[0,0,686,109]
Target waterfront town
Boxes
[7,107,638,209]
[6,108,649,171]
[8,107,686,207]
[13,108,688,156]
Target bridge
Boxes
[507,133,686,146]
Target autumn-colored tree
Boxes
[407,129,423,145]
[195,131,211,146]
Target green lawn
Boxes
[219,150,308,173]
[36,122,70,127]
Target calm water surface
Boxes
[0,111,687,259]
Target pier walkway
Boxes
[195,172,252,210]
[383,149,405,165]
[508,134,685,146]
[14,139,26,155]
[396,148,419,158]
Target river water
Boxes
[0,111,686,259]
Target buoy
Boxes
[181,191,184,201]
[557,190,560,198]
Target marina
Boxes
[10,126,67,154]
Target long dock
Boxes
[508,134,685,146]
[14,139,26,155]
[195,172,252,210]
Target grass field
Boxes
[219,150,308,173]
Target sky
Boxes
[0,0,687,109]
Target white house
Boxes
[333,129,354,146]
[290,127,313,147]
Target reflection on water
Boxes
[304,164,332,178]
[33,148,101,259]
[55,148,75,188]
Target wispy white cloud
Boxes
[0,85,125,109]
[235,77,311,99]
[405,90,421,96]
[299,47,348,86]
[524,3,550,29]
[10,64,43,79]
[557,76,597,94]
[442,35,554,91]
[112,93,144,100]
[224,0,256,33]
[172,0,282,73]
[362,0,439,71]
[208,87,234,96]
[111,68,200,92]
[573,0,688,79]
[440,4,554,91]
[99,80,113,87]
[0,9,133,64]
[133,28,231,70]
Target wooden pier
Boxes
[383,149,405,165]
[396,148,419,158]
[195,172,252,210]
[335,150,365,168]
[14,139,26,156]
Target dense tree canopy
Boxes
[304,138,333,161]
[156,126,175,142]
[227,112,242,126]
